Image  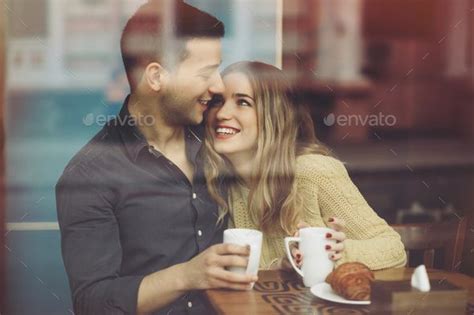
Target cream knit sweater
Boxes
[228,154,407,270]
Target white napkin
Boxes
[411,265,431,292]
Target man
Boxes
[56,1,256,314]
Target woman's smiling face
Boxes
[206,71,258,160]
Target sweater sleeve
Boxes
[297,155,407,270]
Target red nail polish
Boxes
[326,233,332,238]
[328,218,334,222]
[325,245,331,250]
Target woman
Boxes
[204,61,406,270]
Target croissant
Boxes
[325,262,374,301]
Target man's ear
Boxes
[144,62,166,91]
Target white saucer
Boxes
[310,283,371,305]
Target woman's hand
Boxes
[276,218,346,269]
[325,217,346,261]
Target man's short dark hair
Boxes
[120,0,225,90]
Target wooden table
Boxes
[204,268,474,314]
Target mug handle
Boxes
[284,237,304,277]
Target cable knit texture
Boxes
[228,154,407,270]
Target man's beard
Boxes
[159,88,200,126]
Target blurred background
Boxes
[0,0,472,314]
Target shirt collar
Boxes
[117,96,149,162]
[117,95,204,164]
[185,125,204,165]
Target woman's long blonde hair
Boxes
[204,61,332,235]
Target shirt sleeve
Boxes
[298,155,407,270]
[56,163,145,315]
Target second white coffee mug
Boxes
[284,227,336,287]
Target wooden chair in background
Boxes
[391,217,468,271]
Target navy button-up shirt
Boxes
[56,97,224,315]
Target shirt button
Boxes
[187,301,193,308]
[192,193,197,199]
[197,230,203,237]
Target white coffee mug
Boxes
[223,228,262,278]
[284,227,336,287]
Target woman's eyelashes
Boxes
[208,97,251,108]
[237,99,252,107]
